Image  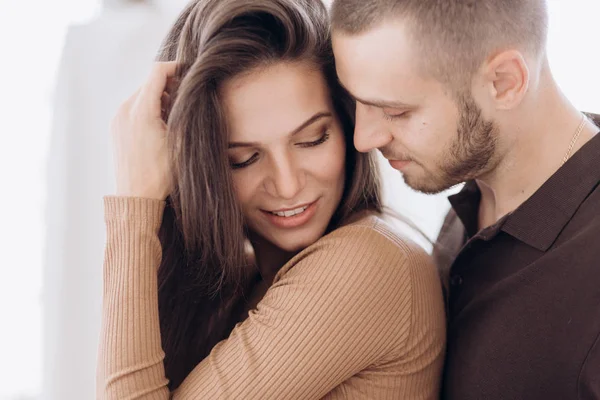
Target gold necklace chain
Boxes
[562,114,587,165]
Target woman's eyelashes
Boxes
[297,130,330,148]
[229,129,331,169]
[231,152,259,169]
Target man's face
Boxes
[333,20,499,194]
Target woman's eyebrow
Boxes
[228,111,332,149]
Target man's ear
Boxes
[481,50,530,110]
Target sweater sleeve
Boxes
[97,197,445,399]
[97,196,169,399]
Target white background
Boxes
[0,0,597,398]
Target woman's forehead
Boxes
[222,62,333,142]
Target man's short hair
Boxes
[331,0,548,92]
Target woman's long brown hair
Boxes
[155,0,382,389]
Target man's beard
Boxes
[402,94,499,194]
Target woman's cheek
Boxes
[319,132,346,182]
[232,171,256,208]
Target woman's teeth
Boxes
[271,206,308,217]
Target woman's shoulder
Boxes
[328,213,432,268]
[276,213,435,285]
[271,212,445,357]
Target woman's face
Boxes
[222,62,347,253]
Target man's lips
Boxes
[388,159,412,171]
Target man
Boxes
[330,0,600,398]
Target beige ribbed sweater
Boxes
[97,197,446,399]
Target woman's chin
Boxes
[272,238,314,254]
[250,219,331,255]
[268,230,324,254]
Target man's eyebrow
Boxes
[228,111,332,149]
[337,80,410,109]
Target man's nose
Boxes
[354,103,394,152]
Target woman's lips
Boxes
[262,199,319,229]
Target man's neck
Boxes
[475,80,599,231]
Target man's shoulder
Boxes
[559,183,600,247]
[434,209,465,268]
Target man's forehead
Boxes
[333,21,419,72]
[333,27,425,99]
[332,19,414,48]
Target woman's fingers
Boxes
[136,61,179,118]
[161,91,172,123]
[110,62,178,200]
[120,88,142,113]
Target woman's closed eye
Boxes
[230,152,259,169]
[230,129,332,170]
[296,130,330,148]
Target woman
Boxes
[97,0,445,398]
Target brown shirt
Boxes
[435,113,600,400]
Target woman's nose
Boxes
[265,153,304,200]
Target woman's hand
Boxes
[111,62,178,200]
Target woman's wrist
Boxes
[104,196,166,226]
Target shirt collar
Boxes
[448,181,480,238]
[448,113,600,251]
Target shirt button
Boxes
[450,275,463,286]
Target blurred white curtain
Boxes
[43,2,186,399]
